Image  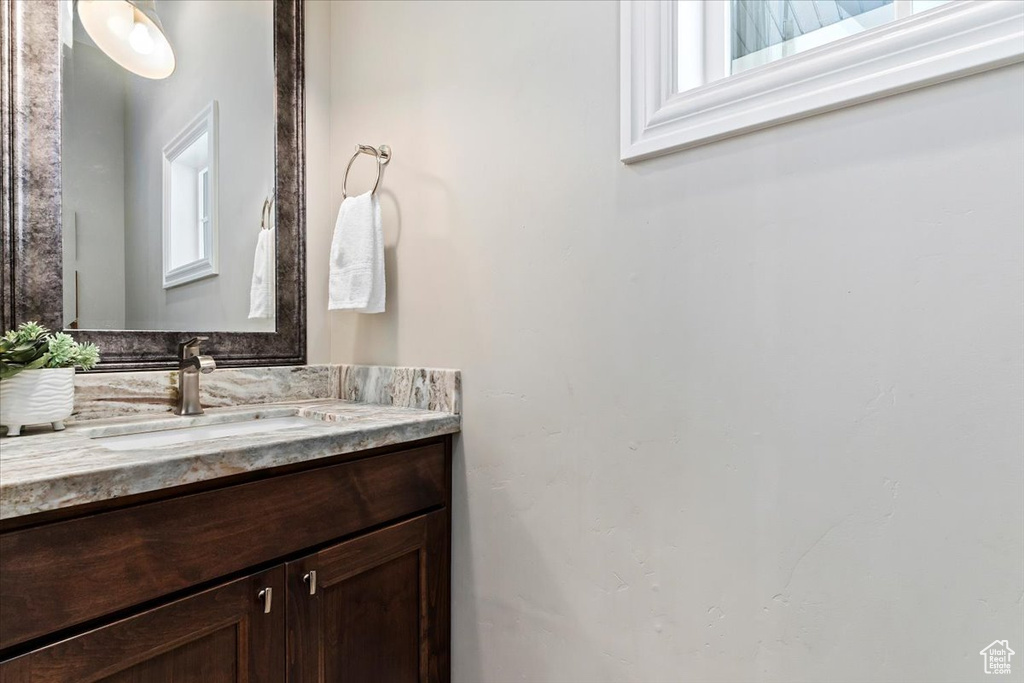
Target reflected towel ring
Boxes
[260,193,275,231]
[342,144,391,199]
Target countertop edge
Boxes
[0,403,460,522]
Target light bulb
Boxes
[106,12,131,39]
[128,21,155,55]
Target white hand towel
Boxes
[329,192,385,313]
[248,227,276,319]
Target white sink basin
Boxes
[91,416,322,451]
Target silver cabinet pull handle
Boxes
[303,570,317,595]
[257,587,273,613]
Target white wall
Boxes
[122,0,275,331]
[322,2,1024,681]
[305,0,332,364]
[61,43,126,329]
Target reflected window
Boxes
[197,167,210,260]
[162,102,219,288]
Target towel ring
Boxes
[342,144,391,199]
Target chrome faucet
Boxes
[175,336,216,416]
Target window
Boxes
[197,167,210,260]
[730,1,903,75]
[162,102,219,288]
[622,0,1024,162]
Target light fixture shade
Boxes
[77,0,175,79]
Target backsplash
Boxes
[338,365,461,415]
[70,364,461,422]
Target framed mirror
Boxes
[1,0,305,370]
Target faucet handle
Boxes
[178,336,209,358]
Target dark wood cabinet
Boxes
[287,510,449,683]
[0,437,452,683]
[0,567,285,683]
[0,443,446,650]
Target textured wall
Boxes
[322,2,1024,681]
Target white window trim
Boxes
[162,101,219,289]
[621,0,1024,163]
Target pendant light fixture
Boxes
[77,0,175,79]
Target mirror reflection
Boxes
[60,0,275,332]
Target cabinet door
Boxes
[0,566,285,683]
[288,510,449,683]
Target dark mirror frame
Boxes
[1,0,306,371]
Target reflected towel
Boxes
[329,192,385,313]
[248,227,276,319]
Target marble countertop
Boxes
[0,399,460,521]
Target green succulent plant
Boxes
[0,322,100,380]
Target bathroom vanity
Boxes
[0,371,461,682]
[0,0,466,677]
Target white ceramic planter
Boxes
[0,367,75,436]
